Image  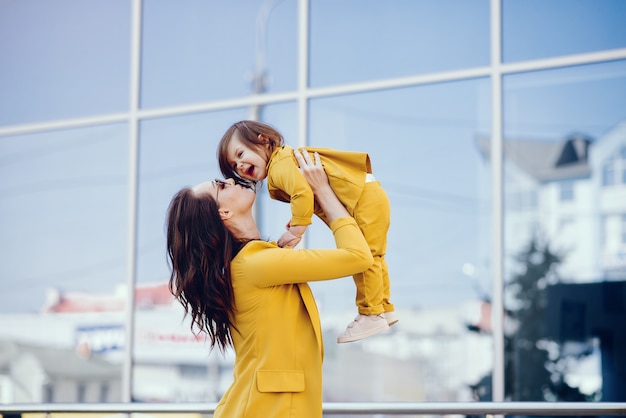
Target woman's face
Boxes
[192,178,256,214]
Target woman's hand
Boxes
[293,149,350,223]
[293,149,330,196]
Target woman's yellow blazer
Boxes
[213,217,373,418]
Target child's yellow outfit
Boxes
[266,145,395,319]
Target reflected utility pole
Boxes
[248,0,284,121]
[249,0,284,229]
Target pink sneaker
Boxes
[384,311,399,326]
[337,314,389,344]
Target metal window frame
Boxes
[0,401,625,415]
[1,0,626,404]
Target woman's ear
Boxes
[218,207,232,221]
[257,133,269,144]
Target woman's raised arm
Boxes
[240,149,373,287]
[293,149,350,224]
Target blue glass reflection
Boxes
[141,0,297,109]
[503,0,626,62]
[503,60,626,402]
[0,124,129,312]
[0,0,130,126]
[308,79,492,311]
[310,0,490,87]
[137,109,248,284]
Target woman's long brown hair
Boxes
[166,187,244,352]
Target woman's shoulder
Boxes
[232,240,276,268]
[231,240,284,283]
[237,240,278,256]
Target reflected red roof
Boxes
[43,282,174,313]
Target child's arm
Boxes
[277,224,308,248]
[269,146,314,248]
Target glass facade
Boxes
[1,0,625,409]
[502,59,626,401]
[309,0,491,86]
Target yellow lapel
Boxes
[297,283,324,356]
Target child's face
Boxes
[225,134,269,182]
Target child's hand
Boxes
[278,230,302,248]
[278,224,307,248]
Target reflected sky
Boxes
[1,1,625,313]
[504,60,626,139]
[0,124,129,303]
[310,0,490,86]
[306,80,492,311]
[141,0,297,108]
[0,0,130,125]
[503,0,626,63]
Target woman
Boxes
[166,150,373,417]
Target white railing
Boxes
[0,402,625,416]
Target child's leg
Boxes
[353,258,385,315]
[380,254,395,313]
[315,196,387,314]
[337,182,393,343]
[352,181,391,315]
[379,254,398,325]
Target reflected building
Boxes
[0,284,233,403]
[478,120,626,401]
[479,120,626,282]
[0,285,492,403]
[0,339,121,403]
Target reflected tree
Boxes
[467,235,597,411]
[506,236,590,401]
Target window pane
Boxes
[310,0,490,87]
[0,0,130,126]
[0,124,128,401]
[0,124,129,313]
[137,110,249,289]
[503,60,626,401]
[503,0,626,63]
[136,106,296,401]
[141,0,297,109]
[309,79,493,401]
[135,105,296,402]
[559,181,575,201]
[602,160,616,186]
[137,110,246,402]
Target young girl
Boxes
[217,120,397,343]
